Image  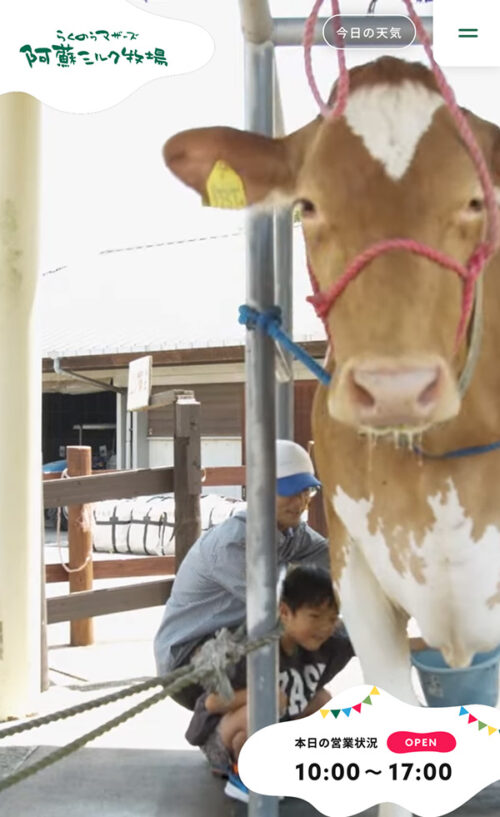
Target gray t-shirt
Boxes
[153,510,329,675]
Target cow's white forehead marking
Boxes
[344,81,444,181]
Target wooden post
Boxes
[173,395,201,569]
[0,93,41,718]
[67,446,94,646]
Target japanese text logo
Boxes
[0,0,214,112]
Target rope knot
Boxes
[239,304,282,333]
[190,628,247,702]
[306,291,328,319]
[238,303,332,386]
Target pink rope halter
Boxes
[303,0,500,348]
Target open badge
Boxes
[238,686,500,816]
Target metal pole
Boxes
[271,16,433,46]
[244,38,279,817]
[273,60,294,440]
[125,410,133,470]
[131,410,149,468]
[274,210,294,439]
[0,92,41,717]
[116,392,128,470]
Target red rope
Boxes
[302,0,500,349]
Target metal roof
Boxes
[40,225,325,359]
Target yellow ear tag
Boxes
[205,160,247,209]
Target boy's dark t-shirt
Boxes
[278,627,354,719]
[185,624,354,746]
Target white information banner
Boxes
[0,0,214,112]
[127,354,152,411]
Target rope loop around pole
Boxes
[239,304,332,386]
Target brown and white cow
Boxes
[164,55,500,810]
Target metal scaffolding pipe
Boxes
[244,38,280,817]
[274,208,294,440]
[273,58,294,441]
[272,15,433,46]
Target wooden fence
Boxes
[43,391,202,644]
[43,465,246,626]
[42,389,325,647]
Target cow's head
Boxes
[164,57,500,436]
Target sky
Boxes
[38,0,500,274]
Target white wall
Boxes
[148,436,243,499]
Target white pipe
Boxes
[0,93,41,717]
[238,0,273,44]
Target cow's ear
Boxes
[476,116,500,187]
[491,124,500,187]
[462,109,500,188]
[163,121,318,207]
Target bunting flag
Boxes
[321,695,500,733]
[458,706,500,736]
[321,694,500,733]
[323,689,382,718]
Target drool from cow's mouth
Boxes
[358,427,425,452]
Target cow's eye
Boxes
[295,198,316,217]
[468,198,484,213]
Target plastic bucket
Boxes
[411,645,500,708]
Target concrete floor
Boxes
[0,541,498,816]
[1,742,499,817]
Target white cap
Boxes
[276,439,321,497]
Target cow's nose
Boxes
[328,356,461,431]
[345,363,448,428]
[351,367,440,419]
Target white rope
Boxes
[57,469,93,575]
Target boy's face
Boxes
[280,600,338,652]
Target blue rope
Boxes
[238,304,500,461]
[238,304,332,387]
[413,440,500,459]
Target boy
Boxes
[184,564,355,802]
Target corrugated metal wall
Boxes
[148,383,244,437]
